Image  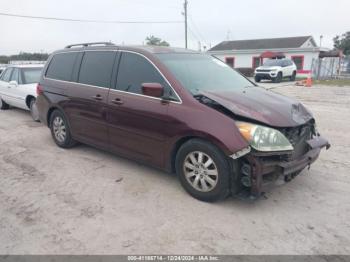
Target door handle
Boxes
[91,95,103,101]
[111,98,124,105]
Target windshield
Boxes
[263,59,284,67]
[156,53,253,94]
[22,68,42,84]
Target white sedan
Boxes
[0,65,43,121]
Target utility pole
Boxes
[184,0,188,49]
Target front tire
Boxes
[49,110,76,148]
[29,98,40,122]
[290,71,296,81]
[254,76,261,83]
[175,139,231,202]
[0,98,10,110]
[273,72,282,83]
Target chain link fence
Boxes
[311,57,350,79]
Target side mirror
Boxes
[141,83,164,98]
[9,80,18,87]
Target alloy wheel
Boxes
[52,116,66,143]
[183,151,218,192]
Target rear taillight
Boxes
[36,84,43,96]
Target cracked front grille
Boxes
[280,122,315,160]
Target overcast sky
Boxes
[0,0,349,55]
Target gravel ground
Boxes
[0,83,349,255]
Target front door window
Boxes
[116,52,177,100]
[10,68,20,83]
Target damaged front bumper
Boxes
[235,136,330,199]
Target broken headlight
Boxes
[236,121,293,152]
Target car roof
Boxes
[126,45,198,54]
[54,44,198,55]
[7,64,44,68]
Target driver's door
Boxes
[107,51,177,167]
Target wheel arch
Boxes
[169,136,196,173]
[47,107,58,127]
[46,106,69,128]
[169,134,232,173]
[25,95,36,109]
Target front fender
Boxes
[166,102,249,156]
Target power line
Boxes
[187,25,201,43]
[182,1,207,50]
[188,15,208,46]
[117,0,181,10]
[0,12,183,24]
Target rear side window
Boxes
[116,52,170,96]
[46,52,79,81]
[78,51,116,88]
[1,68,13,82]
[22,68,42,84]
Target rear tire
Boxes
[290,71,296,81]
[0,98,10,110]
[29,98,40,122]
[175,139,231,202]
[254,76,261,83]
[49,110,77,148]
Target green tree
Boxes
[333,31,350,55]
[145,35,170,46]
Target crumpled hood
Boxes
[200,87,313,127]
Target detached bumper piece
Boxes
[238,135,330,199]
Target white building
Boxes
[208,36,330,76]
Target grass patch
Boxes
[313,79,350,86]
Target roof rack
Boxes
[65,42,116,49]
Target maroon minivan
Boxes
[36,42,329,201]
